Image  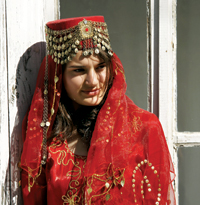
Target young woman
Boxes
[20,16,175,204]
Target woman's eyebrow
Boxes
[98,62,106,66]
[68,61,106,69]
[68,65,85,69]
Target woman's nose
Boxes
[85,69,98,86]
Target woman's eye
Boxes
[73,68,85,73]
[96,65,106,70]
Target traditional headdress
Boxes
[39,16,113,165]
[20,16,175,204]
[45,16,113,65]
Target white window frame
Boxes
[158,0,200,204]
[158,0,178,203]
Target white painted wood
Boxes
[170,0,200,203]
[159,0,200,203]
[176,132,200,145]
[0,0,10,204]
[157,0,200,203]
[171,1,179,203]
[159,0,178,203]
[159,0,175,154]
[0,0,59,204]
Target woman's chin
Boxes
[77,97,103,107]
[82,99,102,106]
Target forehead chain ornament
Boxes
[45,19,113,65]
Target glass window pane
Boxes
[178,147,200,204]
[60,0,147,110]
[177,0,200,131]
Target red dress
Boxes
[22,138,87,205]
[20,53,176,204]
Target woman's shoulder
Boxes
[126,96,158,123]
[125,96,165,142]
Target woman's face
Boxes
[63,51,109,109]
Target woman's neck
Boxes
[67,131,88,156]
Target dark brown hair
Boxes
[50,50,113,144]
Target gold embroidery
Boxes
[27,164,42,192]
[49,140,82,165]
[49,139,87,205]
[133,107,145,114]
[132,159,161,204]
[62,194,79,205]
[95,136,109,143]
[132,116,142,134]
[114,64,125,79]
[85,163,125,205]
[81,177,87,204]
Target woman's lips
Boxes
[82,89,100,96]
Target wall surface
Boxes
[60,0,148,110]
[0,0,58,204]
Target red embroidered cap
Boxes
[45,16,113,65]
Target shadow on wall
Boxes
[5,42,46,204]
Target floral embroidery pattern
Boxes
[85,164,125,205]
[132,116,142,134]
[49,139,87,205]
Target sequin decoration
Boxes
[79,20,94,39]
[132,159,162,204]
[45,19,113,65]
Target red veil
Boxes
[20,16,175,204]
